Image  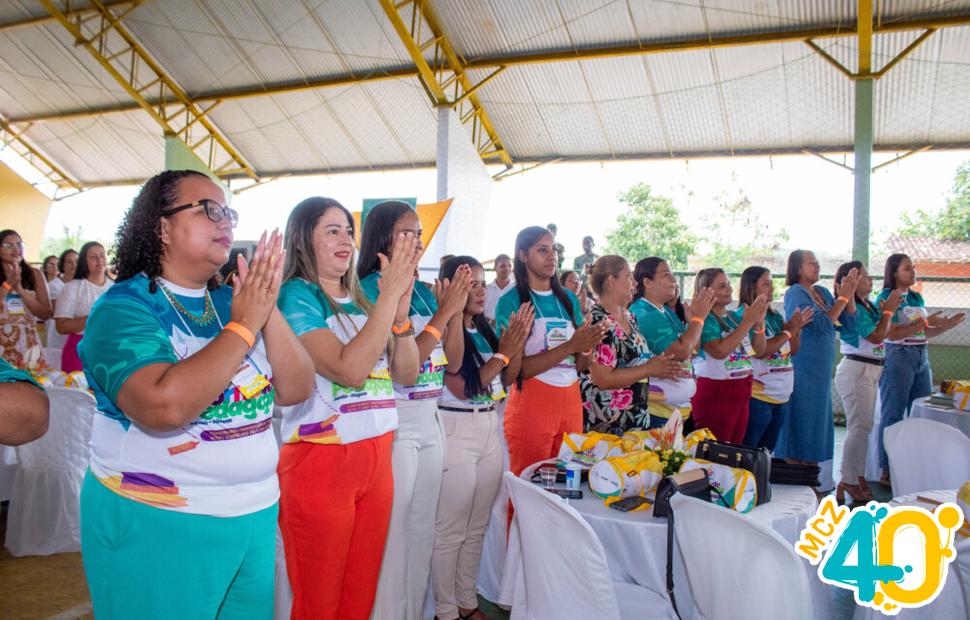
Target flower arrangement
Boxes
[654,447,688,476]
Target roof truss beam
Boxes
[0,117,83,197]
[378,0,512,167]
[0,0,146,32]
[37,0,257,180]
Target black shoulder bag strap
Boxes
[666,507,682,620]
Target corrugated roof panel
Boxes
[713,45,792,149]
[474,67,555,159]
[555,0,637,49]
[432,0,507,59]
[782,42,852,147]
[314,0,411,73]
[475,0,568,56]
[325,85,411,167]
[627,0,706,42]
[358,78,437,163]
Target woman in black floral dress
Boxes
[580,256,680,435]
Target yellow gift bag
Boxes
[588,450,664,504]
[680,457,757,513]
[557,432,622,468]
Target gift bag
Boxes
[953,384,970,411]
[557,432,622,468]
[679,457,757,513]
[588,450,664,502]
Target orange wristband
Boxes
[422,324,442,341]
[493,353,510,367]
[689,316,704,326]
[1,282,11,291]
[781,330,792,341]
[754,326,766,335]
[391,320,412,335]
[224,321,255,348]
[837,296,849,304]
[882,310,893,318]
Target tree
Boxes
[40,226,86,259]
[698,184,789,273]
[604,183,697,268]
[895,160,970,240]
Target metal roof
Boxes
[2,0,970,193]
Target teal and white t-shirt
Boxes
[439,327,506,408]
[0,356,40,387]
[840,300,884,359]
[879,289,928,346]
[694,309,754,380]
[360,273,446,401]
[80,274,278,517]
[750,311,793,404]
[495,287,583,387]
[277,278,396,445]
[628,297,695,418]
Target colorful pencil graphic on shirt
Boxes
[98,472,189,508]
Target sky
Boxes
[36,149,970,267]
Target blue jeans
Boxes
[877,344,932,471]
[743,398,789,452]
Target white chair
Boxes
[669,493,813,620]
[504,472,672,620]
[4,387,95,556]
[885,418,970,497]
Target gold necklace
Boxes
[160,283,217,326]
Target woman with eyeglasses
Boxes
[276,197,421,620]
[875,254,965,484]
[77,170,314,619]
[775,250,858,485]
[0,230,51,370]
[432,255,530,620]
[496,226,608,481]
[356,201,471,620]
[54,241,113,373]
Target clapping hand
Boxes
[378,232,423,325]
[879,289,904,315]
[435,264,472,320]
[742,294,769,328]
[784,308,809,335]
[835,268,860,299]
[569,315,610,355]
[929,311,966,331]
[644,352,681,381]
[231,229,285,335]
[498,303,535,358]
[685,287,715,322]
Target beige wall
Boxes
[0,161,52,263]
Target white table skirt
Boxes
[500,460,830,620]
[852,490,969,620]
[910,398,970,438]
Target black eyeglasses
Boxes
[162,199,238,227]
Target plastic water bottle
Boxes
[565,462,582,491]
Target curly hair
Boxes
[114,170,212,293]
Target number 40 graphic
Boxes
[795,496,964,615]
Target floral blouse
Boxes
[580,304,651,435]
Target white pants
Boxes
[432,409,504,620]
[834,357,882,483]
[371,399,444,620]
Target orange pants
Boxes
[278,433,393,620]
[504,378,583,477]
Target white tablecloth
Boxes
[910,398,970,438]
[853,489,970,620]
[500,460,830,620]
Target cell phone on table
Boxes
[609,495,652,512]
[548,488,583,500]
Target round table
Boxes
[500,460,830,620]
[852,489,970,620]
[909,397,970,438]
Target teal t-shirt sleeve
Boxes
[278,279,332,337]
[633,304,678,354]
[700,314,723,344]
[565,290,583,326]
[359,272,380,304]
[494,289,517,334]
[0,357,40,387]
[80,296,178,404]
[410,281,438,318]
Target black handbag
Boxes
[696,439,772,505]
[654,468,712,620]
[769,458,821,487]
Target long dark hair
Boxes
[513,226,576,325]
[883,253,908,292]
[74,241,105,282]
[633,256,665,300]
[114,170,214,293]
[835,260,876,313]
[441,255,499,400]
[57,248,77,275]
[357,200,415,280]
[785,249,808,286]
[740,266,779,317]
[0,229,36,291]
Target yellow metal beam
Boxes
[859,0,873,74]
[378,0,513,167]
[0,0,146,32]
[37,0,257,180]
[0,117,83,197]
